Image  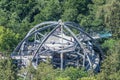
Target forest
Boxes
[0,0,120,80]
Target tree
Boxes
[34,62,56,80]
[95,0,120,38]
[56,76,71,80]
[77,0,106,31]
[59,67,88,80]
[0,58,17,80]
[62,0,91,22]
[96,40,120,80]
[33,0,61,24]
[0,26,19,53]
[31,62,88,80]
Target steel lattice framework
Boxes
[11,20,103,72]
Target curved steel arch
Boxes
[26,21,58,37]
[11,20,102,73]
[64,22,104,59]
[13,22,58,52]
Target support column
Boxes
[60,52,63,70]
[60,20,64,70]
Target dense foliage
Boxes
[0,0,120,80]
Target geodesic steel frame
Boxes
[11,20,103,72]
